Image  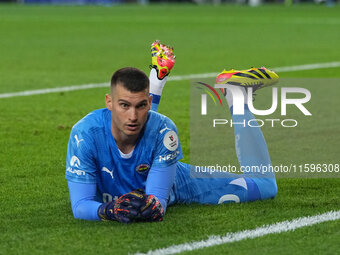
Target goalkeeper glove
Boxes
[140,195,165,222]
[97,189,145,224]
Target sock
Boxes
[223,85,247,113]
[149,68,167,112]
[223,85,275,179]
[225,86,276,198]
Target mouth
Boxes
[126,123,139,131]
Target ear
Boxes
[105,94,112,111]
[148,94,153,110]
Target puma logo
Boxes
[74,134,84,147]
[160,124,171,134]
[102,167,114,179]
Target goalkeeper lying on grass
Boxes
[65,41,278,223]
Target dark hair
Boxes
[110,67,149,92]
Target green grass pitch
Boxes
[1,3,340,255]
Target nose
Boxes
[128,108,137,122]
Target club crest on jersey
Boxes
[163,130,178,151]
[136,164,150,175]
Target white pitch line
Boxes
[273,61,340,72]
[0,82,109,99]
[1,61,340,99]
[135,210,340,255]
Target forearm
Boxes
[146,163,177,211]
[68,181,101,221]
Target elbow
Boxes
[71,204,83,220]
[71,203,100,221]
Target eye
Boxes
[120,103,129,109]
[137,102,148,109]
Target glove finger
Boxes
[120,199,130,207]
[144,210,163,222]
[120,197,143,207]
[141,197,155,212]
[150,208,162,220]
[119,197,144,211]
[141,205,154,218]
[116,208,139,222]
[116,214,131,224]
[150,214,163,222]
[126,208,138,217]
[141,205,162,220]
[125,190,145,200]
[117,204,139,217]
[129,199,145,209]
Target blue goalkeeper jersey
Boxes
[65,108,183,203]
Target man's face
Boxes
[106,83,152,140]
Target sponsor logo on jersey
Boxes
[74,134,84,147]
[163,130,178,151]
[70,155,81,168]
[67,155,85,176]
[159,150,180,162]
[136,164,150,175]
[102,167,114,179]
[66,167,85,176]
